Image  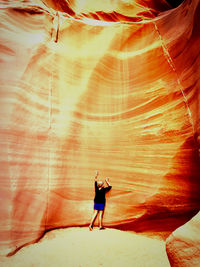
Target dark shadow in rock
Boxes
[166,0,185,8]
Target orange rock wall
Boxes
[0,0,200,255]
[166,211,200,266]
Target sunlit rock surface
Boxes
[166,211,200,267]
[0,0,200,255]
[0,228,170,267]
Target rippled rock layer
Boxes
[166,211,200,266]
[0,0,200,255]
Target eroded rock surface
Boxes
[0,0,200,255]
[166,211,200,267]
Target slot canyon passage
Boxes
[0,0,200,266]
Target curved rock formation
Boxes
[0,0,200,255]
[1,227,170,267]
[166,211,200,267]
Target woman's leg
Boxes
[89,210,98,230]
[98,210,104,229]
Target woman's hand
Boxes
[105,178,111,186]
[95,170,99,180]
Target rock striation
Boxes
[0,0,200,255]
[166,211,200,266]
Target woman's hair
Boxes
[97,181,104,187]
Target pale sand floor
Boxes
[0,227,170,267]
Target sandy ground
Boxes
[0,227,170,267]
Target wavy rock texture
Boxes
[0,0,200,256]
[166,211,200,267]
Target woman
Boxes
[89,170,112,230]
